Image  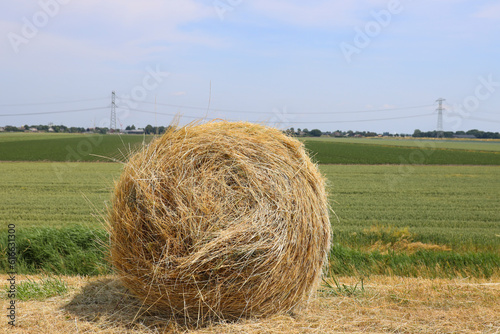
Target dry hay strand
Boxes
[107,121,331,323]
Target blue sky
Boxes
[1,0,499,133]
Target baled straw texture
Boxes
[108,121,331,321]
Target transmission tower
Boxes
[436,98,445,138]
[110,91,117,133]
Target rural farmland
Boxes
[1,132,499,333]
[4,0,500,331]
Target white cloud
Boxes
[0,1,225,70]
[0,23,130,71]
[60,0,221,47]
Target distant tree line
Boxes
[285,128,379,137]
[3,124,88,133]
[1,124,175,135]
[286,127,500,138]
[126,124,176,134]
[413,129,500,139]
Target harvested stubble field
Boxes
[0,274,498,333]
[1,133,499,332]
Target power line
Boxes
[0,97,108,107]
[475,111,500,116]
[330,104,434,115]
[117,98,434,115]
[0,107,107,117]
[3,104,492,126]
[118,106,435,124]
[283,113,435,124]
[468,116,500,124]
[2,94,497,127]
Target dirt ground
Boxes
[1,274,499,333]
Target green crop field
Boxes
[322,164,500,253]
[1,133,499,278]
[0,132,80,143]
[0,162,120,230]
[1,133,500,165]
[305,140,500,165]
[1,161,498,278]
[303,137,500,152]
[0,133,152,162]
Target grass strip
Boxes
[0,226,109,276]
[329,243,499,279]
[1,226,498,279]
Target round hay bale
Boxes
[108,121,331,321]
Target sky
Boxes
[1,0,499,134]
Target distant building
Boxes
[0,127,4,132]
[29,127,38,132]
[123,129,145,134]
